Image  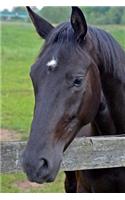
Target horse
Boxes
[65,90,117,192]
[22,7,125,192]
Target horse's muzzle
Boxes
[22,150,61,184]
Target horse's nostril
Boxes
[36,158,49,179]
[40,158,48,169]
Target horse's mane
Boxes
[38,22,76,59]
[89,27,125,83]
[47,22,75,45]
[42,22,125,83]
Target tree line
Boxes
[1,6,125,25]
[40,7,125,25]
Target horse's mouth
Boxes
[26,172,56,184]
[34,176,55,184]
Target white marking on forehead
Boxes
[46,57,57,69]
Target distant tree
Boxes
[37,6,125,25]
[121,10,125,24]
[39,7,71,24]
[30,6,39,12]
[2,9,10,13]
[12,7,26,14]
[107,7,124,24]
[82,6,110,15]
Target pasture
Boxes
[1,22,125,192]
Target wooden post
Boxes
[1,136,125,173]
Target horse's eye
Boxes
[73,77,83,87]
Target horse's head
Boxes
[22,7,101,184]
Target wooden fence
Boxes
[1,136,125,173]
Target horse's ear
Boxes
[71,7,87,41]
[26,7,54,39]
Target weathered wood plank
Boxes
[62,136,125,171]
[0,141,25,173]
[0,136,125,173]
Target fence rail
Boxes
[1,136,125,173]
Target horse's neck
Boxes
[92,28,125,133]
[93,91,116,136]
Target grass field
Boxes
[1,22,42,140]
[1,22,125,193]
[1,172,65,193]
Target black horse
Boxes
[22,7,125,192]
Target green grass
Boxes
[1,22,125,193]
[1,22,42,139]
[1,172,65,193]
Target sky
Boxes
[0,5,14,11]
[0,0,125,11]
[0,1,125,11]
[0,6,41,11]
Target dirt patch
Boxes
[0,128,22,141]
[16,180,43,190]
